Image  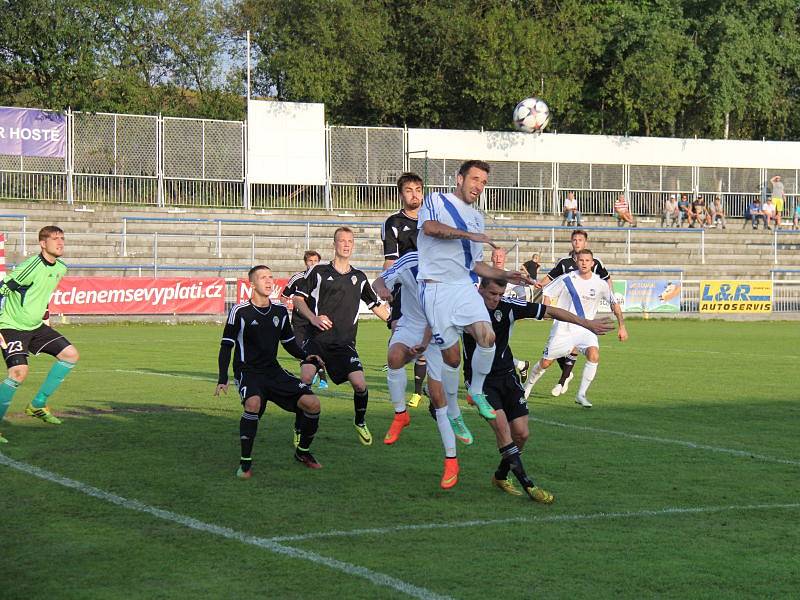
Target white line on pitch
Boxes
[268,502,800,543]
[0,453,451,600]
[532,418,800,467]
[113,369,217,382]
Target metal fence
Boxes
[2,107,800,216]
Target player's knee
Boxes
[540,359,553,368]
[244,396,261,413]
[586,347,600,362]
[300,395,320,413]
[8,365,28,382]
[387,346,407,369]
[59,345,79,363]
[512,428,529,447]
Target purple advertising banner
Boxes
[0,107,66,158]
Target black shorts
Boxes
[238,369,314,413]
[1,324,71,368]
[387,283,403,329]
[483,372,529,422]
[303,338,363,385]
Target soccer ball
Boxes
[513,97,550,133]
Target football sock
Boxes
[386,367,407,412]
[441,364,461,419]
[413,359,426,395]
[297,410,320,450]
[526,361,546,386]
[434,406,457,458]
[495,457,512,481]
[558,353,578,385]
[500,443,534,488]
[0,377,20,421]
[514,358,526,371]
[578,361,598,396]
[239,410,260,470]
[468,344,495,395]
[353,389,368,426]
[31,360,76,409]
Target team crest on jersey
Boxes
[351,275,357,285]
[273,316,279,327]
[494,309,503,322]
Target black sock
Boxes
[239,410,260,470]
[297,410,320,451]
[495,456,511,481]
[559,354,578,385]
[414,360,427,395]
[353,388,368,425]
[499,443,533,488]
[293,409,302,433]
[428,401,437,422]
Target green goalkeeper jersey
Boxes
[0,254,67,331]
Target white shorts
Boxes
[389,315,443,382]
[420,281,488,350]
[543,328,599,360]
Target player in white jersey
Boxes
[373,252,471,489]
[417,160,532,422]
[523,249,628,407]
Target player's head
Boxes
[396,172,423,211]
[455,160,490,204]
[575,249,594,274]
[333,227,354,259]
[478,277,506,309]
[39,225,65,258]
[491,247,507,269]
[303,250,321,269]
[570,229,588,252]
[248,265,273,297]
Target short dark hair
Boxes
[396,172,423,193]
[39,225,63,241]
[458,160,491,178]
[334,226,353,241]
[303,250,321,262]
[479,277,507,289]
[571,229,588,240]
[575,248,594,258]
[248,264,271,281]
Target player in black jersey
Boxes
[293,227,390,445]
[382,172,426,407]
[281,250,329,390]
[463,278,611,503]
[532,229,612,395]
[216,265,325,478]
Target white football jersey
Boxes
[417,192,484,284]
[543,271,614,335]
[379,252,426,326]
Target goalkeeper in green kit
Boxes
[0,226,80,443]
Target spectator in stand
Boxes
[522,253,540,280]
[677,194,693,227]
[690,195,711,228]
[762,198,778,230]
[562,192,582,226]
[661,194,680,227]
[793,202,800,230]
[749,199,767,230]
[770,175,785,221]
[710,196,727,229]
[614,193,636,227]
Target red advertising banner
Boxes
[236,278,291,308]
[50,277,226,314]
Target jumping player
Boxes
[216,265,325,478]
[0,226,79,443]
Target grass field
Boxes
[2,319,799,599]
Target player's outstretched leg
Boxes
[523,360,547,399]
[552,354,577,396]
[467,343,497,420]
[385,367,410,444]
[294,407,322,469]
[410,357,426,408]
[26,359,76,425]
[353,387,372,445]
[237,408,260,479]
[575,360,598,408]
[499,443,554,504]
[0,376,21,440]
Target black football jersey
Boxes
[547,253,610,281]
[281,269,314,328]
[463,297,546,380]
[296,262,379,345]
[220,301,299,374]
[382,210,419,259]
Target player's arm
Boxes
[610,299,628,341]
[544,305,614,336]
[421,220,496,247]
[0,256,36,297]
[371,275,393,303]
[382,217,400,270]
[473,261,533,285]
[215,315,238,396]
[361,278,389,322]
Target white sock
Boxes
[441,364,461,419]
[468,344,495,395]
[386,368,407,413]
[578,361,598,396]
[435,406,457,458]
[514,357,526,370]
[526,361,546,387]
